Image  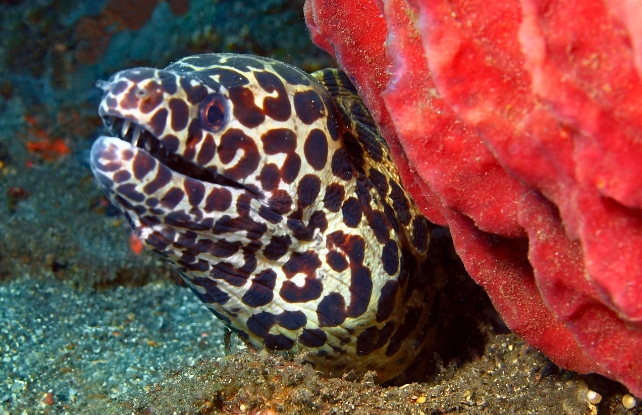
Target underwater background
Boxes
[0,0,638,414]
[0,1,329,413]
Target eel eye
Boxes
[135,87,149,100]
[199,94,227,132]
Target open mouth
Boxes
[104,116,258,194]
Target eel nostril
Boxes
[95,79,111,92]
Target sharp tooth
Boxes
[121,120,131,138]
[132,125,142,146]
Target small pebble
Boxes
[586,390,602,404]
[43,391,54,405]
[622,394,636,409]
[415,395,427,404]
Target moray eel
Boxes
[90,53,442,382]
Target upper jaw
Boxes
[102,115,154,150]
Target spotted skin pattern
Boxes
[90,53,440,382]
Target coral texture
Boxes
[305,0,642,396]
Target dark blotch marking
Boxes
[200,68,249,88]
[197,134,217,165]
[145,197,159,207]
[297,174,321,208]
[303,129,328,170]
[272,62,311,86]
[326,250,348,272]
[143,164,172,194]
[132,151,156,180]
[368,168,389,195]
[210,261,250,287]
[191,277,230,305]
[264,335,295,351]
[259,163,281,192]
[116,183,145,202]
[389,180,411,225]
[184,119,202,161]
[326,232,371,318]
[342,131,364,169]
[317,292,346,327]
[385,307,422,357]
[210,239,242,258]
[241,269,277,307]
[263,235,291,260]
[160,187,185,209]
[280,277,323,303]
[261,128,297,154]
[323,183,345,212]
[382,200,399,233]
[280,154,301,184]
[246,310,306,351]
[169,98,189,131]
[294,90,324,125]
[341,197,362,228]
[376,280,399,323]
[159,71,177,95]
[177,54,223,68]
[105,96,118,110]
[121,150,134,161]
[268,190,292,215]
[282,250,321,279]
[355,180,371,205]
[331,149,353,181]
[148,108,168,136]
[184,178,205,206]
[165,210,210,231]
[356,322,394,356]
[229,87,265,128]
[180,76,208,104]
[110,80,128,95]
[326,231,365,264]
[174,230,195,251]
[224,56,265,71]
[218,129,260,180]
[287,210,327,241]
[299,329,327,348]
[212,214,267,240]
[320,92,340,141]
[356,122,384,162]
[254,71,291,121]
[257,205,282,224]
[145,229,170,250]
[204,187,232,212]
[346,262,372,318]
[161,135,180,153]
[138,81,163,114]
[381,240,399,276]
[113,170,131,183]
[368,210,390,244]
[191,238,214,253]
[412,216,430,252]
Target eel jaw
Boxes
[99,115,259,194]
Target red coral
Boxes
[23,114,71,162]
[305,0,642,396]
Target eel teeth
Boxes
[132,124,142,147]
[121,120,132,138]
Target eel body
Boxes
[90,53,441,382]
